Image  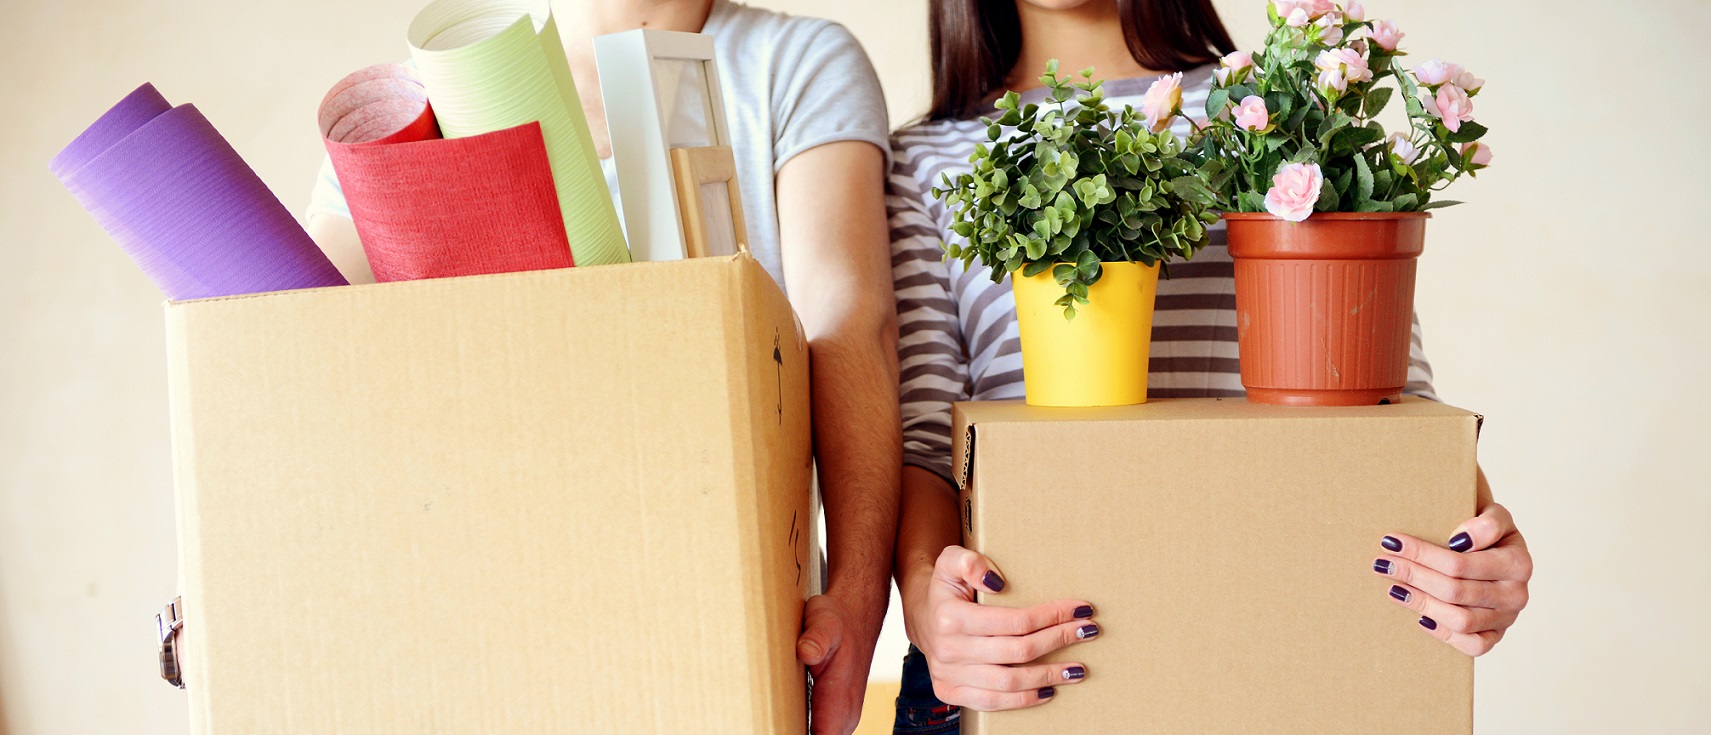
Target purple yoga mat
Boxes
[52,84,347,300]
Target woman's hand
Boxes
[901,545,1099,711]
[1372,502,1532,656]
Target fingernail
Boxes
[1073,605,1094,619]
[1418,616,1438,630]
[1381,536,1403,552]
[1389,585,1411,603]
[982,570,1006,592]
[1064,666,1086,681]
[1448,532,1473,553]
[1373,559,1394,575]
[1076,624,1100,640]
[1038,686,1056,699]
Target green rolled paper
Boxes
[408,0,630,265]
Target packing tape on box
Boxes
[50,84,348,300]
[407,0,630,266]
[319,63,575,282]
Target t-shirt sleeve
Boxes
[306,154,352,221]
[889,136,968,484]
[769,21,892,172]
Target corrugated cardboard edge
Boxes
[724,254,808,734]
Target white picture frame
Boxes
[594,29,734,263]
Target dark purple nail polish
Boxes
[1389,585,1411,603]
[1076,624,1100,640]
[1373,559,1394,575]
[1064,666,1086,681]
[1448,532,1473,553]
[1381,536,1403,552]
[982,571,1005,592]
[1038,687,1056,699]
[1073,605,1094,619]
[1418,616,1438,631]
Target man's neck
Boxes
[1007,0,1156,92]
[555,0,715,43]
[552,0,717,158]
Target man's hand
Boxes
[798,590,885,735]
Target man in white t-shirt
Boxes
[309,2,898,733]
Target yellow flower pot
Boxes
[1012,261,1160,407]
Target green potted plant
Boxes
[1193,0,1491,406]
[934,62,1219,407]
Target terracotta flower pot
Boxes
[1223,212,1429,407]
[1013,261,1160,407]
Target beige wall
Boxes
[1,0,1706,732]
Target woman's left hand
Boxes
[1372,502,1532,656]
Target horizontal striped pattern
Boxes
[890,67,1438,482]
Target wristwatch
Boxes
[156,596,185,689]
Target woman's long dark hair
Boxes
[928,0,1236,120]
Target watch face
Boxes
[159,641,183,688]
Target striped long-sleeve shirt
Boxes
[890,67,1438,483]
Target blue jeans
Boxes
[893,644,960,734]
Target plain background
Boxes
[1,0,1707,732]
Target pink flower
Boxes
[1346,1,1366,21]
[1287,7,1311,27]
[1235,96,1272,132]
[1215,51,1255,86]
[1317,68,1348,99]
[1349,38,1369,57]
[1316,48,1372,83]
[1414,59,1464,87]
[1387,133,1419,166]
[1454,69,1485,94]
[1140,72,1184,132]
[1264,162,1324,222]
[1461,141,1493,167]
[1274,0,1336,18]
[1369,20,1405,51]
[1428,84,1475,132]
[1314,12,1345,45]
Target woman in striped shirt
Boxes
[888,1,1533,729]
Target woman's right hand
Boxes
[902,545,1101,711]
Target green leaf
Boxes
[1446,121,1488,144]
[1022,260,1053,277]
[1353,152,1374,204]
[1421,199,1463,210]
[1391,193,1419,211]
[1076,250,1099,279]
[1363,87,1393,117]
[1205,88,1230,120]
[1316,174,1340,212]
[1237,190,1267,213]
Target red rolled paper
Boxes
[319,63,574,282]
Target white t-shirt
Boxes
[308,0,891,292]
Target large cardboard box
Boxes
[953,398,1478,734]
[166,255,813,733]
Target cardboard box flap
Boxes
[952,396,1476,491]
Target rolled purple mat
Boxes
[51,83,347,300]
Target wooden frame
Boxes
[594,29,734,262]
[669,146,747,259]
